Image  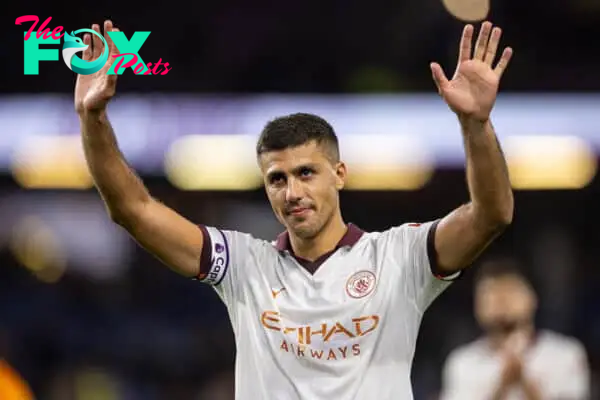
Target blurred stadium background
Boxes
[2,1,600,399]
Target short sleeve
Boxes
[384,220,460,313]
[195,225,259,312]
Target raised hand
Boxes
[74,20,120,114]
[430,22,513,122]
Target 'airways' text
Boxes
[279,340,361,362]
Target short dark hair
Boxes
[474,257,531,286]
[256,113,340,161]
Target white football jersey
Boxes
[197,221,458,400]
[440,330,590,400]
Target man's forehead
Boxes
[479,275,528,290]
[477,278,532,302]
[259,142,330,171]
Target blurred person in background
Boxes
[440,259,590,400]
[76,18,514,400]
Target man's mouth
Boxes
[288,207,311,216]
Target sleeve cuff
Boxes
[426,219,462,282]
[195,225,230,285]
[197,225,212,280]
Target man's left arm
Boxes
[435,118,513,274]
[430,21,514,275]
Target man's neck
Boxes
[289,214,347,261]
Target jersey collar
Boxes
[275,223,365,252]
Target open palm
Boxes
[431,22,513,122]
[75,20,120,114]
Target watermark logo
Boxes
[15,15,171,75]
[63,29,108,75]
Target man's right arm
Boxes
[80,110,204,278]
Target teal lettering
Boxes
[106,31,151,75]
[23,31,59,75]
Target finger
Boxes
[457,24,474,63]
[494,47,513,77]
[473,21,493,61]
[103,20,113,46]
[92,24,102,60]
[109,28,120,56]
[108,28,119,56]
[82,34,92,61]
[430,62,449,93]
[103,20,118,54]
[102,26,121,77]
[484,27,502,65]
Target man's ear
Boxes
[335,161,347,190]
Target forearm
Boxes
[80,110,151,222]
[461,117,513,228]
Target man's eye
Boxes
[300,168,313,177]
[270,175,285,184]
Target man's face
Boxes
[475,275,537,343]
[259,140,346,239]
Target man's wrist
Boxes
[78,108,108,122]
[459,115,491,132]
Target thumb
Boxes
[430,62,449,94]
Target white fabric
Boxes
[198,221,455,400]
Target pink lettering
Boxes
[15,15,39,41]
[35,17,53,40]
[112,53,139,72]
[51,26,64,40]
[151,59,164,75]
[161,63,172,75]
[43,29,54,40]
[16,15,64,41]
[150,59,172,75]
[133,62,145,75]
[143,62,153,75]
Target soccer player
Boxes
[440,259,590,399]
[76,20,514,399]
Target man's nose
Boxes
[285,178,304,203]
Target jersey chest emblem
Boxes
[346,270,376,298]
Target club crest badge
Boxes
[346,271,376,299]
